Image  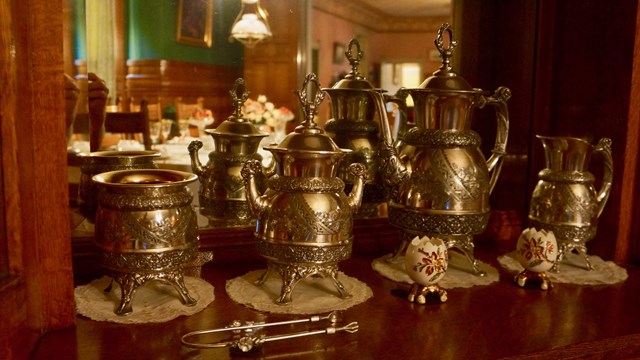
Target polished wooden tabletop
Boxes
[33,226,640,360]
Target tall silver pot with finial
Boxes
[372,23,511,275]
[189,78,274,227]
[323,38,406,218]
[241,73,368,305]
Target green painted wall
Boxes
[73,0,86,60]
[128,0,244,67]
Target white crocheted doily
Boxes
[497,251,628,285]
[371,250,500,288]
[75,276,214,324]
[226,270,373,315]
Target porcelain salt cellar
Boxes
[514,227,558,290]
[404,236,448,303]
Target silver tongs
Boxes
[181,311,358,353]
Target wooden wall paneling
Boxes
[243,0,300,123]
[616,3,640,263]
[533,0,637,261]
[456,0,640,261]
[125,60,242,124]
[1,0,75,358]
[454,0,539,243]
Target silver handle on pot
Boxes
[480,86,511,194]
[594,137,613,218]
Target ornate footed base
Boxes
[105,270,197,316]
[255,261,352,305]
[553,243,594,272]
[407,283,448,304]
[389,232,486,276]
[514,269,553,290]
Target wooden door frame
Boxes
[0,0,74,358]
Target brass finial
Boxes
[344,38,364,81]
[296,73,325,128]
[435,23,458,72]
[230,78,250,122]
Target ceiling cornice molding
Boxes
[312,0,450,33]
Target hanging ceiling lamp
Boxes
[229,0,272,48]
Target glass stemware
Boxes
[161,119,173,143]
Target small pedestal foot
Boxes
[406,283,447,304]
[256,261,351,305]
[514,270,553,290]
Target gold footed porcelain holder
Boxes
[404,236,449,304]
[254,261,352,305]
[513,227,558,291]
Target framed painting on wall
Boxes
[176,0,213,47]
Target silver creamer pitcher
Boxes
[372,23,511,275]
[529,135,613,271]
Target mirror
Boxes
[66,0,453,240]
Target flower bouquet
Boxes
[242,95,294,143]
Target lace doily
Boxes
[371,251,499,288]
[226,270,373,315]
[75,276,215,324]
[497,251,628,285]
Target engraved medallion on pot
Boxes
[189,78,273,226]
[529,135,613,272]
[404,236,448,303]
[514,227,558,290]
[371,23,511,276]
[322,39,405,218]
[93,169,201,315]
[77,150,160,221]
[241,73,368,305]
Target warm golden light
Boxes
[229,0,272,48]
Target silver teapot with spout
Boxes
[189,78,273,226]
[529,135,613,272]
[241,73,368,304]
[372,23,511,275]
[323,38,406,218]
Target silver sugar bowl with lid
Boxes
[189,78,273,227]
[241,73,368,304]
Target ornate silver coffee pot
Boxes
[529,135,613,271]
[241,73,368,304]
[189,78,274,226]
[372,23,511,275]
[323,39,405,218]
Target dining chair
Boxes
[175,96,205,120]
[130,96,164,123]
[104,98,152,150]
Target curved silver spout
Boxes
[188,140,205,176]
[346,163,368,213]
[369,90,409,194]
[241,159,270,218]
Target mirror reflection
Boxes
[65,0,452,237]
